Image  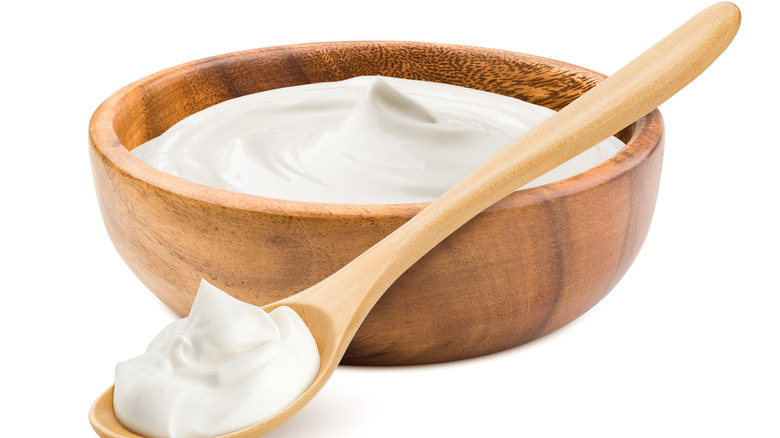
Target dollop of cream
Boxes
[132,76,624,204]
[113,280,320,438]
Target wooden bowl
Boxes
[89,41,663,366]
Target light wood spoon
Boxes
[90,3,740,437]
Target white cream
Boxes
[113,280,320,438]
[132,76,624,204]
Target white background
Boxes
[2,1,778,437]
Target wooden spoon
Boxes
[90,3,740,437]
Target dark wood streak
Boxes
[530,192,570,340]
[89,41,664,365]
[607,113,665,296]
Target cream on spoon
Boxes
[113,280,319,438]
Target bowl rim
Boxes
[89,41,664,220]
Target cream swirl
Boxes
[113,280,320,438]
[132,76,624,204]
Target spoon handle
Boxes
[295,3,739,329]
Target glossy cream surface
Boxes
[132,76,624,204]
[113,280,320,438]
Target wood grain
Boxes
[91,41,662,366]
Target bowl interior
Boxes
[111,41,635,157]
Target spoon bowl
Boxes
[90,3,740,437]
[89,271,372,438]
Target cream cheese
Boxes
[132,76,624,204]
[113,280,320,438]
